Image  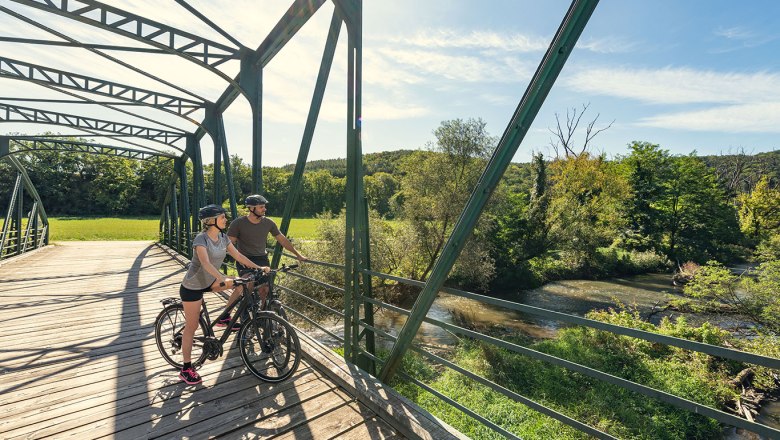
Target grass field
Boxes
[1,216,321,241]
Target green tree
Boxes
[737,176,780,242]
[660,155,740,262]
[620,141,672,250]
[488,152,549,287]
[685,260,780,334]
[547,153,629,267]
[397,118,496,286]
[364,172,399,217]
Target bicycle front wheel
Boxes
[154,304,208,369]
[238,313,301,382]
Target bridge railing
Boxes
[265,251,780,440]
[0,156,49,261]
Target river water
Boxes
[372,272,744,347]
[366,271,780,434]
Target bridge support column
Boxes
[336,0,364,365]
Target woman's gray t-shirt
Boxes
[181,232,231,290]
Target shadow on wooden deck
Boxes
[0,241,464,439]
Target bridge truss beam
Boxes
[0,102,186,146]
[0,56,205,117]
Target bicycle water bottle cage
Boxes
[161,298,181,307]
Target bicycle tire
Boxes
[154,304,209,369]
[238,312,301,383]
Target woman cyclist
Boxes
[178,204,269,385]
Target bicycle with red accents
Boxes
[154,264,301,383]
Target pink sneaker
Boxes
[179,367,202,385]
[216,315,241,332]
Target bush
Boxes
[394,308,767,439]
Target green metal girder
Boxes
[239,50,264,194]
[0,56,204,117]
[10,0,244,92]
[272,11,342,269]
[193,0,327,142]
[379,0,601,382]
[0,103,186,146]
[1,136,175,162]
[336,0,363,364]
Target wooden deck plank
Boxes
[0,242,414,440]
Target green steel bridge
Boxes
[1,1,779,438]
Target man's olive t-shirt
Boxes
[227,216,281,257]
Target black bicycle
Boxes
[154,264,301,383]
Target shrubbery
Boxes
[391,308,778,439]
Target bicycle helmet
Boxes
[198,204,226,220]
[244,194,268,206]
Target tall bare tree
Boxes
[548,103,614,158]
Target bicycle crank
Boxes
[203,337,223,360]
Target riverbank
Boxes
[363,271,780,438]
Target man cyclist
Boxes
[215,194,307,329]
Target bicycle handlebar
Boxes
[232,264,299,286]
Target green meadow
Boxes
[2,217,320,241]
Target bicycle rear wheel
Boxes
[238,313,301,382]
[154,304,208,369]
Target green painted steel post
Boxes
[212,117,223,205]
[179,158,192,257]
[32,202,38,250]
[271,11,342,269]
[217,115,239,219]
[358,196,376,375]
[379,0,600,382]
[166,205,173,249]
[336,0,363,362]
[171,181,180,253]
[15,181,23,256]
[0,136,8,159]
[239,49,264,194]
[338,0,363,364]
[187,134,205,233]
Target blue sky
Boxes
[1,0,779,166]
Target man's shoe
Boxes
[216,315,241,332]
[179,367,202,385]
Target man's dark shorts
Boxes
[237,254,270,275]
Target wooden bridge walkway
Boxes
[0,241,462,440]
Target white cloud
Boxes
[566,67,780,105]
[638,103,780,133]
[386,29,549,52]
[576,36,638,54]
[714,26,757,41]
[377,48,531,83]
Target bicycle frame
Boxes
[199,279,262,347]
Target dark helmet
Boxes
[198,204,226,220]
[244,194,268,206]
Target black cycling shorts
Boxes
[179,284,211,302]
[236,254,270,275]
